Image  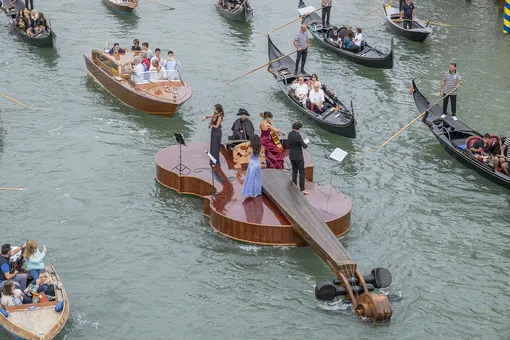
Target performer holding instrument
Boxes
[259,112,285,169]
[202,104,224,166]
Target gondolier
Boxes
[321,0,332,27]
[293,24,310,75]
[440,63,462,121]
[400,0,415,29]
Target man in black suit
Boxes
[287,122,308,195]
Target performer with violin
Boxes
[202,104,224,166]
[259,112,285,169]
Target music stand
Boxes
[171,133,191,175]
[205,151,218,196]
[318,147,349,213]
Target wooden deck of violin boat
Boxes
[413,80,510,190]
[215,1,253,22]
[3,0,56,47]
[0,266,69,339]
[102,0,138,13]
[84,49,192,116]
[267,35,356,138]
[155,141,352,245]
[383,3,432,42]
[298,1,393,69]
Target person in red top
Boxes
[140,51,150,71]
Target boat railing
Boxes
[129,70,182,84]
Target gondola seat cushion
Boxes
[489,134,500,147]
[55,301,64,312]
[0,308,8,318]
[466,136,482,150]
[338,27,347,38]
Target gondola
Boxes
[2,0,56,47]
[215,0,253,22]
[412,80,510,190]
[102,0,138,14]
[267,35,356,138]
[383,3,432,43]
[298,0,393,69]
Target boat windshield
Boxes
[130,70,182,84]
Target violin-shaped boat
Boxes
[155,140,393,321]
[84,49,192,116]
[0,265,69,339]
[102,0,138,14]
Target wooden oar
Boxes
[380,88,457,148]
[395,18,474,29]
[359,0,395,18]
[0,188,27,191]
[0,93,36,109]
[265,6,324,36]
[144,0,174,10]
[224,50,298,85]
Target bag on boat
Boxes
[32,292,48,303]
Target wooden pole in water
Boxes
[359,0,395,18]
[0,188,28,191]
[0,94,36,109]
[144,0,174,10]
[265,6,324,36]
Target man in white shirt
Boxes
[162,50,182,80]
[141,42,154,60]
[290,76,309,106]
[131,56,145,83]
[308,84,330,114]
[150,48,162,65]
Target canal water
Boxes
[1,0,509,338]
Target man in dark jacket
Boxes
[230,109,255,141]
[287,122,308,194]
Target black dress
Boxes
[210,115,222,165]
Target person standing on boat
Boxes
[293,24,310,75]
[441,63,462,121]
[230,108,255,141]
[288,122,308,195]
[25,0,33,10]
[321,0,332,27]
[400,0,415,29]
[141,42,154,60]
[162,51,182,80]
[0,243,27,291]
[108,43,126,56]
[241,134,263,198]
[202,104,224,166]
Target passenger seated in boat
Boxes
[149,58,164,80]
[109,43,126,55]
[24,11,34,29]
[142,42,154,59]
[130,56,145,83]
[308,83,331,114]
[343,31,360,52]
[1,280,30,307]
[469,134,491,155]
[150,48,162,65]
[306,74,321,91]
[494,137,510,175]
[24,240,46,281]
[131,39,141,51]
[290,76,309,106]
[140,51,150,71]
[34,12,48,33]
[12,288,23,305]
[353,28,363,50]
[24,269,54,301]
[329,28,341,46]
[30,9,36,22]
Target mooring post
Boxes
[504,0,510,33]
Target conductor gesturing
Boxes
[288,122,308,195]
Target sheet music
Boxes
[329,148,348,163]
[303,137,310,145]
[298,5,315,16]
[206,151,217,165]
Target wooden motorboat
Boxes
[0,265,69,339]
[102,0,138,13]
[383,3,432,42]
[413,80,510,190]
[267,35,356,138]
[2,0,56,47]
[84,49,192,116]
[299,1,393,69]
[216,0,253,22]
[155,141,393,320]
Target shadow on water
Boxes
[101,2,140,29]
[216,13,253,45]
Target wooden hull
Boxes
[215,2,253,22]
[84,54,191,116]
[155,143,352,246]
[0,266,69,340]
[102,0,137,13]
[383,4,431,42]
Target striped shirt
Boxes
[505,138,510,157]
[321,0,332,6]
[443,71,462,95]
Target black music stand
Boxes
[205,151,218,196]
[172,133,191,175]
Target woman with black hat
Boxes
[230,108,255,141]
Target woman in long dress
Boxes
[202,104,224,166]
[241,134,262,197]
[259,111,285,169]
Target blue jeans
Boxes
[28,269,41,281]
[0,274,27,291]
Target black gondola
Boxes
[2,0,56,47]
[215,0,253,22]
[412,80,510,190]
[383,3,431,43]
[267,35,356,138]
[298,0,393,69]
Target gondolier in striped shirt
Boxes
[440,63,463,121]
[321,0,332,27]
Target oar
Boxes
[395,18,474,29]
[380,88,457,148]
[224,50,298,85]
[0,93,36,109]
[265,6,324,36]
[144,0,174,10]
[359,0,395,18]
[0,188,28,191]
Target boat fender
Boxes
[0,308,8,318]
[55,301,64,313]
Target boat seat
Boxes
[489,134,500,148]
[466,136,481,150]
[338,27,347,39]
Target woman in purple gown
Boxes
[259,112,285,169]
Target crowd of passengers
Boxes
[0,241,57,308]
[219,0,248,10]
[14,8,49,37]
[107,39,182,82]
[289,74,338,114]
[328,26,364,52]
[468,133,510,175]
